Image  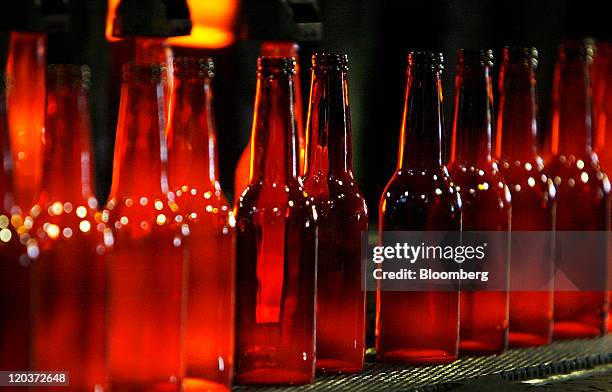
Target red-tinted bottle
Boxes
[548,42,610,339]
[448,50,511,355]
[496,48,556,347]
[0,75,31,372]
[166,58,235,391]
[302,53,368,374]
[592,42,612,332]
[235,57,317,385]
[234,41,305,198]
[377,52,461,364]
[106,63,185,391]
[28,65,105,391]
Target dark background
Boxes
[1,0,610,216]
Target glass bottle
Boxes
[166,57,235,391]
[592,42,612,332]
[234,41,305,198]
[302,53,368,373]
[5,31,46,210]
[448,49,511,355]
[548,41,610,339]
[0,75,31,372]
[27,65,104,391]
[234,57,317,385]
[377,52,461,364]
[106,63,185,391]
[496,48,556,347]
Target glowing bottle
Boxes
[166,57,235,391]
[106,63,185,390]
[448,49,511,355]
[303,53,368,373]
[496,48,556,347]
[28,65,104,391]
[377,52,461,364]
[548,42,610,339]
[235,57,317,385]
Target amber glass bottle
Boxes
[377,52,461,364]
[0,76,31,372]
[27,65,104,391]
[106,63,185,391]
[548,42,610,339]
[234,41,305,198]
[235,57,317,385]
[302,53,368,373]
[592,42,612,332]
[496,47,556,347]
[166,58,235,391]
[448,49,511,355]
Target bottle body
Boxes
[106,63,185,391]
[549,42,610,339]
[27,65,104,391]
[166,58,235,390]
[302,54,367,373]
[448,50,510,354]
[496,47,555,347]
[235,57,317,385]
[377,52,461,364]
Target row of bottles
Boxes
[0,39,610,389]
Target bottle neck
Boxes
[450,65,493,166]
[398,68,444,169]
[551,53,593,157]
[110,68,168,199]
[250,71,300,184]
[167,74,219,191]
[40,72,95,203]
[496,60,539,162]
[0,86,12,211]
[304,67,352,177]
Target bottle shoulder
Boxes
[448,162,511,208]
[546,154,611,194]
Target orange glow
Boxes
[106,0,237,48]
[5,31,46,210]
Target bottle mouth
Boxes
[312,53,349,71]
[503,47,538,68]
[173,57,214,78]
[558,39,595,63]
[47,64,91,88]
[407,51,444,70]
[257,56,296,76]
[456,49,494,68]
[122,62,166,83]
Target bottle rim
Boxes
[407,51,444,70]
[172,57,215,78]
[456,49,494,68]
[47,64,91,88]
[122,61,166,82]
[257,56,296,76]
[502,47,538,68]
[311,52,349,71]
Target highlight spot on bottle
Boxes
[0,228,12,242]
[80,220,92,233]
[155,200,164,211]
[156,214,167,225]
[50,201,63,215]
[0,215,9,229]
[76,206,88,218]
[46,224,60,239]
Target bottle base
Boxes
[182,377,230,392]
[459,340,506,355]
[316,358,363,374]
[234,368,313,386]
[109,380,180,392]
[509,331,551,347]
[377,348,457,364]
[553,321,603,339]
